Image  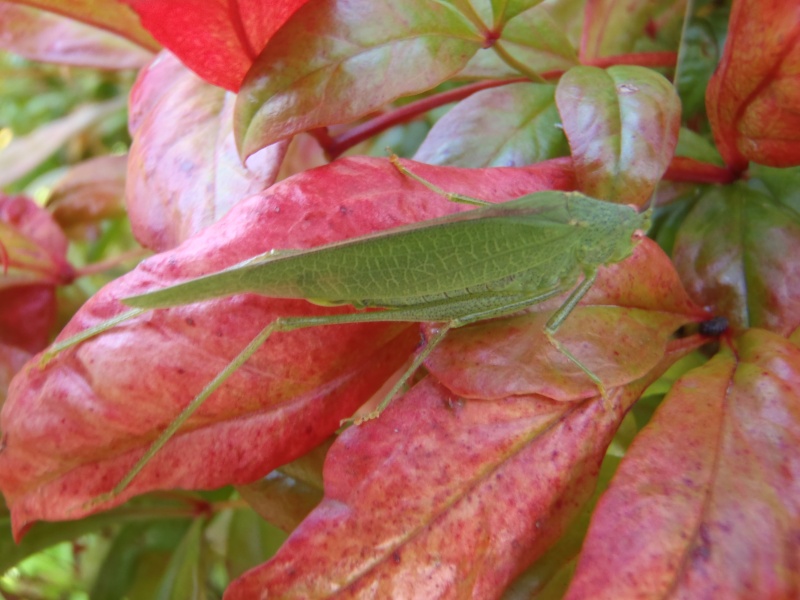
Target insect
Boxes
[44,157,651,505]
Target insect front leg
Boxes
[88,308,447,506]
[40,308,146,366]
[389,154,492,207]
[543,269,609,403]
[347,323,452,426]
[348,288,569,425]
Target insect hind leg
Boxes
[544,269,609,406]
[345,324,452,426]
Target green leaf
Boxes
[555,65,681,206]
[0,97,125,188]
[749,165,800,215]
[90,519,193,600]
[235,0,484,158]
[490,0,546,26]
[457,3,579,79]
[675,15,721,120]
[226,509,286,580]
[415,82,568,166]
[0,509,189,574]
[675,127,724,165]
[672,182,800,335]
[154,518,210,600]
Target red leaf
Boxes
[2,0,158,51]
[0,2,153,69]
[0,196,73,353]
[126,52,288,252]
[223,346,691,599]
[565,329,800,599]
[425,239,707,401]
[0,157,575,538]
[123,0,311,91]
[706,0,800,170]
[0,286,57,354]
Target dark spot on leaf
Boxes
[392,550,401,564]
[691,524,712,561]
[185,317,195,326]
[699,316,728,337]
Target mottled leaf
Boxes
[127,52,287,252]
[123,0,310,91]
[235,0,484,158]
[671,181,800,336]
[0,156,575,538]
[415,82,568,167]
[556,65,681,206]
[706,0,800,170]
[565,329,800,599]
[224,342,695,599]
[501,455,621,599]
[3,0,158,51]
[426,239,707,401]
[0,2,153,68]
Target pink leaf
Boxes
[0,157,575,538]
[0,2,153,68]
[565,329,800,598]
[126,52,288,251]
[224,343,692,599]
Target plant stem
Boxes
[316,78,526,158]
[74,248,149,278]
[492,42,547,83]
[585,51,677,69]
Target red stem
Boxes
[74,248,149,278]
[584,51,677,69]
[663,156,739,184]
[315,78,527,158]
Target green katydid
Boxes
[44,157,651,505]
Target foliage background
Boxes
[0,0,799,598]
